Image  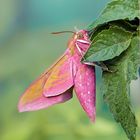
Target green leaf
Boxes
[87,19,138,50]
[102,36,140,140]
[83,26,133,62]
[88,0,140,30]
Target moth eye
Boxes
[77,33,83,39]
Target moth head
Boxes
[75,30,90,44]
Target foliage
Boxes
[88,0,140,30]
[84,0,140,140]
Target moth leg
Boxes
[75,43,85,57]
[83,61,115,73]
[75,45,104,68]
[75,44,115,72]
[95,62,115,72]
[75,44,99,67]
[75,43,91,63]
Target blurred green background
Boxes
[0,0,139,140]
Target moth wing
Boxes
[18,50,74,112]
[74,64,96,122]
[43,53,74,97]
[18,75,73,112]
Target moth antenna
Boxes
[51,31,75,34]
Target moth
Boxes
[18,30,96,121]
